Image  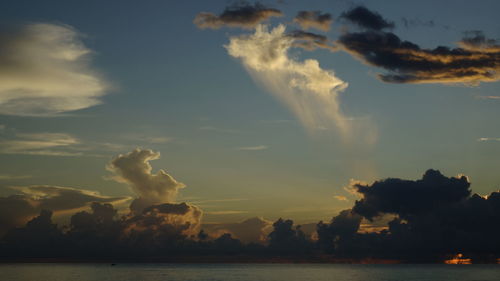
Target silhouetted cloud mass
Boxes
[0,185,127,236]
[294,11,332,31]
[1,162,499,262]
[341,6,394,31]
[203,217,272,243]
[352,169,471,220]
[194,2,282,29]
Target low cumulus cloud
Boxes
[107,148,203,237]
[194,2,282,30]
[294,11,332,31]
[338,7,500,85]
[226,24,349,134]
[0,185,127,236]
[0,23,107,116]
[107,148,186,213]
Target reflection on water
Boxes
[444,254,472,264]
[0,263,499,281]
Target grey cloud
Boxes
[294,11,333,31]
[194,2,282,30]
[340,6,394,31]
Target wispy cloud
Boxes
[476,95,500,100]
[477,137,500,142]
[0,174,32,180]
[0,131,132,157]
[333,195,348,201]
[199,126,242,134]
[237,145,268,151]
[206,210,249,215]
[0,133,82,156]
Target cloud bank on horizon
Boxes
[1,152,499,261]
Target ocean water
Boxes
[0,263,499,281]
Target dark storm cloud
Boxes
[194,2,283,29]
[0,185,127,236]
[294,11,333,31]
[287,30,337,52]
[340,6,394,31]
[352,169,470,220]
[338,30,500,84]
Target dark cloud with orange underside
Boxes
[338,7,500,85]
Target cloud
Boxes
[340,6,394,31]
[336,8,500,85]
[0,174,31,180]
[107,148,185,213]
[476,95,500,100]
[0,132,81,156]
[334,195,348,201]
[352,169,471,220]
[477,137,500,142]
[294,11,333,31]
[237,145,268,151]
[194,2,282,30]
[338,30,500,84]
[124,202,202,237]
[287,30,337,52]
[226,25,349,135]
[0,23,107,116]
[203,217,273,243]
[458,31,500,52]
[0,185,128,236]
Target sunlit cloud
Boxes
[0,23,108,116]
[226,24,349,135]
[333,195,348,201]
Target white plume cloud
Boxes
[225,25,349,135]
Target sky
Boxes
[0,0,499,229]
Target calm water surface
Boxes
[0,263,499,281]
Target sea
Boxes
[0,263,499,281]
